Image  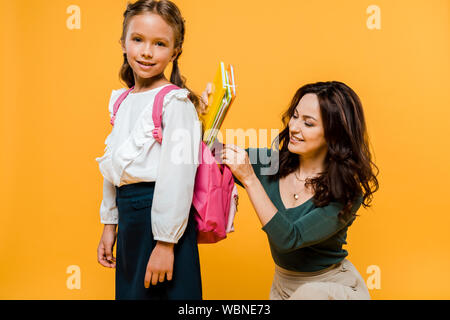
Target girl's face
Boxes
[288,93,328,158]
[122,13,178,86]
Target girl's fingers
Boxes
[144,271,151,288]
[98,243,116,268]
[99,257,112,268]
[144,270,170,287]
[201,89,210,103]
[97,246,104,264]
[98,256,108,267]
[200,83,213,111]
[97,244,111,268]
[105,246,113,262]
[151,271,159,286]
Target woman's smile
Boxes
[289,134,304,144]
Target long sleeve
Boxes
[99,177,119,224]
[151,96,201,243]
[262,197,363,253]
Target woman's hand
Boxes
[144,241,174,288]
[221,144,257,187]
[198,82,213,115]
[97,224,117,268]
[222,144,278,226]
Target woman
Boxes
[221,81,379,300]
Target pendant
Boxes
[293,194,299,200]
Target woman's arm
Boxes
[222,144,363,253]
[242,174,278,226]
[222,144,278,227]
[262,201,361,253]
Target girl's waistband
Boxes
[115,181,156,198]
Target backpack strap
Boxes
[152,84,181,143]
[110,86,135,126]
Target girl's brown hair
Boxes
[119,0,201,111]
[272,81,379,222]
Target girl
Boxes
[95,0,203,300]
[221,81,379,300]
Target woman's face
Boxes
[288,93,328,158]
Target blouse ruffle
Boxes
[96,87,191,187]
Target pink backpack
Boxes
[111,85,238,243]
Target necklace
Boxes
[292,171,305,200]
[292,170,316,200]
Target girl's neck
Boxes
[133,73,171,93]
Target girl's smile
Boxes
[137,60,156,67]
[137,60,157,70]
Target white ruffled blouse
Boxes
[95,84,201,243]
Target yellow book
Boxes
[201,62,227,133]
[205,64,237,147]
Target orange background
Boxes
[1,0,449,299]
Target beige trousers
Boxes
[269,259,371,300]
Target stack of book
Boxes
[201,62,236,149]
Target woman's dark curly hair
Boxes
[272,81,379,222]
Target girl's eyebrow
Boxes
[130,32,144,37]
[130,32,169,42]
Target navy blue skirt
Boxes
[115,182,202,300]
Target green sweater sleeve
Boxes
[262,196,363,253]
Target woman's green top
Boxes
[235,148,363,272]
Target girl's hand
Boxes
[221,144,257,187]
[144,241,174,288]
[198,82,212,115]
[97,224,117,268]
